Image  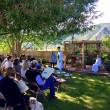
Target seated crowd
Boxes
[0,54,60,109]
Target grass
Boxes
[36,73,110,110]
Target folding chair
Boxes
[28,82,48,102]
[0,92,13,110]
[16,73,48,102]
[52,73,66,93]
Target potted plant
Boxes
[74,61,82,71]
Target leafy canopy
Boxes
[0,0,99,36]
[0,0,100,56]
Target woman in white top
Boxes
[92,55,102,72]
[4,56,13,69]
[21,60,29,79]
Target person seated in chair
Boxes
[0,66,3,80]
[0,69,3,80]
[31,58,41,69]
[1,55,9,69]
[25,63,60,99]
[0,67,29,110]
[92,55,102,72]
[13,58,22,74]
[0,73,3,80]
[3,56,13,70]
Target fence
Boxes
[24,50,58,62]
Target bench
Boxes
[99,64,106,71]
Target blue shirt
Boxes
[51,54,56,63]
[0,75,2,80]
[36,75,44,85]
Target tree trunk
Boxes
[7,36,22,58]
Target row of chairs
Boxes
[0,63,66,109]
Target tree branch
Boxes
[7,39,14,57]
[0,32,12,36]
[21,42,30,50]
[21,45,34,53]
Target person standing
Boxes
[51,52,56,68]
[57,47,63,71]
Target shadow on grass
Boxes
[33,73,110,110]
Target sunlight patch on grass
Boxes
[72,76,77,79]
[105,82,110,85]
[88,79,95,82]
[37,73,110,110]
[79,95,93,103]
[57,92,77,103]
[79,95,93,109]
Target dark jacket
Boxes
[25,69,42,88]
[0,77,23,107]
[13,65,22,74]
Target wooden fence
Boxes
[24,50,58,62]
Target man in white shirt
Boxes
[4,56,13,69]
[57,47,63,71]
[1,55,9,68]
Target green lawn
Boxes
[37,73,110,110]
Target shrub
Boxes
[67,59,71,64]
[86,58,95,65]
[100,54,108,60]
[42,59,47,64]
[75,61,82,66]
[104,59,110,73]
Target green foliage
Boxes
[101,35,110,57]
[0,0,99,37]
[105,59,110,72]
[0,41,10,54]
[67,59,71,64]
[86,57,95,65]
[75,61,82,66]
[100,54,108,60]
[0,0,100,56]
[101,35,110,48]
[42,59,47,64]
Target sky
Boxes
[94,0,110,24]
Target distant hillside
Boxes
[64,23,110,41]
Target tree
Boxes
[0,0,100,57]
[101,35,110,54]
[102,35,110,48]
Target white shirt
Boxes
[19,60,25,66]
[1,58,8,67]
[4,61,12,69]
[95,58,102,66]
[27,60,31,67]
[21,69,28,79]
